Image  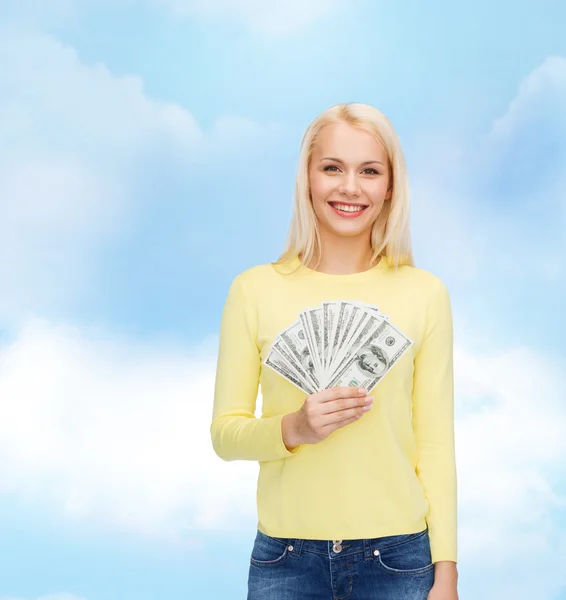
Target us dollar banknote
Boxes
[263,300,412,395]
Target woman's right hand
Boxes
[294,386,375,445]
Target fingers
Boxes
[318,386,367,403]
[317,386,372,417]
[302,386,374,442]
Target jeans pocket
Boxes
[375,529,434,575]
[250,530,290,568]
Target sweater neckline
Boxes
[287,253,389,282]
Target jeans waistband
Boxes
[259,527,429,559]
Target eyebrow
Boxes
[321,157,384,166]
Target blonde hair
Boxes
[271,103,415,273]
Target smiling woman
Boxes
[211,102,459,600]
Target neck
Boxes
[304,232,379,275]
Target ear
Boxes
[385,187,393,200]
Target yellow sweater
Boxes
[210,254,458,563]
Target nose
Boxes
[338,171,361,197]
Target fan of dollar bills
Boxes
[263,300,414,395]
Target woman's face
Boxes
[308,121,392,239]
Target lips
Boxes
[328,202,369,219]
[328,202,369,208]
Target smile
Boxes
[328,202,368,217]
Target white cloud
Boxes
[0,26,200,149]
[0,26,281,327]
[482,55,566,277]
[1,0,355,36]
[409,55,566,283]
[0,25,198,325]
[453,333,566,599]
[0,317,260,548]
[157,0,354,36]
[489,55,566,141]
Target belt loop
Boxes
[288,537,303,556]
[363,537,373,560]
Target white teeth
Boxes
[331,203,366,213]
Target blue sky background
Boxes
[0,1,565,599]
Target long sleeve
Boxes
[210,273,303,462]
[411,278,458,564]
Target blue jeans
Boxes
[247,527,435,600]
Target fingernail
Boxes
[365,396,374,403]
[358,387,367,394]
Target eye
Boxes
[322,165,380,175]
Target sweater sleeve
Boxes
[412,278,458,564]
[210,273,304,462]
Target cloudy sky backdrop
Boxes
[0,1,565,598]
